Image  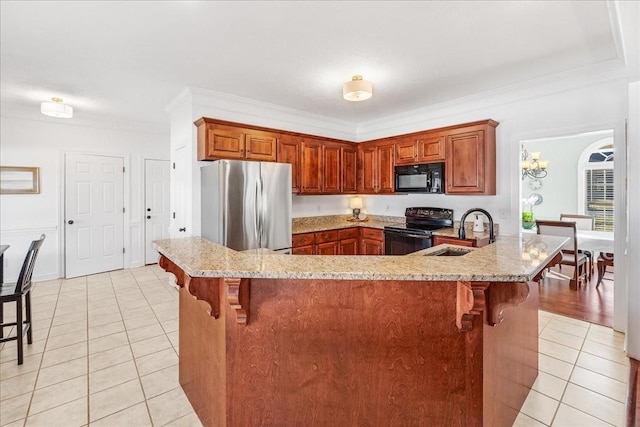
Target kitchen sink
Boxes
[425,248,472,256]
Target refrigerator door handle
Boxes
[254,178,260,247]
[259,174,267,247]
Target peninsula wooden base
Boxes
[161,262,539,426]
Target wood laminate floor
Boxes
[538,264,615,328]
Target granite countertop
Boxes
[153,234,567,282]
[292,215,401,234]
[292,215,497,242]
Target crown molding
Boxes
[355,60,629,142]
[186,87,357,141]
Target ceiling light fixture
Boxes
[343,75,373,102]
[41,97,73,118]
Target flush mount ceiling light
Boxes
[41,97,73,118]
[343,75,373,102]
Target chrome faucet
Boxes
[459,208,495,243]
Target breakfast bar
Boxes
[154,234,566,427]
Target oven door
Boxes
[384,229,433,255]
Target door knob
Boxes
[67,220,74,225]
[146,215,151,219]
[178,227,186,232]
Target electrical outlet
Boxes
[499,209,509,220]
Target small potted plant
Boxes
[522,211,535,229]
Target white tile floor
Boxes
[0,266,629,426]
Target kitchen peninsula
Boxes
[154,234,566,427]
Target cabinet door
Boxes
[199,125,246,160]
[395,139,418,165]
[445,130,487,194]
[377,144,395,193]
[277,135,301,193]
[339,238,359,255]
[361,238,383,255]
[433,235,475,247]
[245,130,277,162]
[316,241,339,255]
[359,144,377,193]
[341,144,358,193]
[417,134,446,162]
[292,245,315,255]
[323,143,341,194]
[300,139,323,194]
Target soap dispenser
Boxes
[473,214,484,233]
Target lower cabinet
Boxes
[432,235,476,248]
[360,228,384,255]
[292,232,316,255]
[292,227,384,255]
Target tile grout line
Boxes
[22,279,64,426]
[551,319,621,426]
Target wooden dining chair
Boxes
[0,234,45,365]
[535,221,588,288]
[560,213,595,279]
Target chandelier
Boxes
[521,149,548,180]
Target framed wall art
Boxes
[0,166,40,194]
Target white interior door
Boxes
[65,153,124,278]
[145,159,170,264]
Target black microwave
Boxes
[395,163,444,193]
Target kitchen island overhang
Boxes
[154,235,567,427]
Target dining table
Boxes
[576,230,614,288]
[0,244,9,284]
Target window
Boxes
[583,144,614,231]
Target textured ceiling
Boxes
[0,1,624,132]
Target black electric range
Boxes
[384,207,454,255]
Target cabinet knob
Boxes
[146,215,151,219]
[67,220,74,225]
[178,227,186,232]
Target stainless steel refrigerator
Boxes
[201,160,292,253]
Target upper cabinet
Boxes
[395,133,445,165]
[358,141,395,194]
[445,120,498,195]
[195,118,277,162]
[341,144,358,193]
[194,117,498,196]
[277,134,301,193]
[300,139,358,195]
[301,138,324,194]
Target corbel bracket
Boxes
[225,278,250,325]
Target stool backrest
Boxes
[560,214,594,231]
[14,234,46,294]
[535,220,578,253]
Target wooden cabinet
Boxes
[300,139,323,194]
[292,232,315,255]
[358,142,395,194]
[341,144,358,193]
[395,133,445,165]
[338,228,359,255]
[293,228,361,255]
[195,119,277,162]
[323,143,342,194]
[360,228,384,255]
[445,120,498,195]
[195,117,498,197]
[300,140,357,195]
[315,229,340,254]
[433,235,475,247]
[277,134,301,193]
